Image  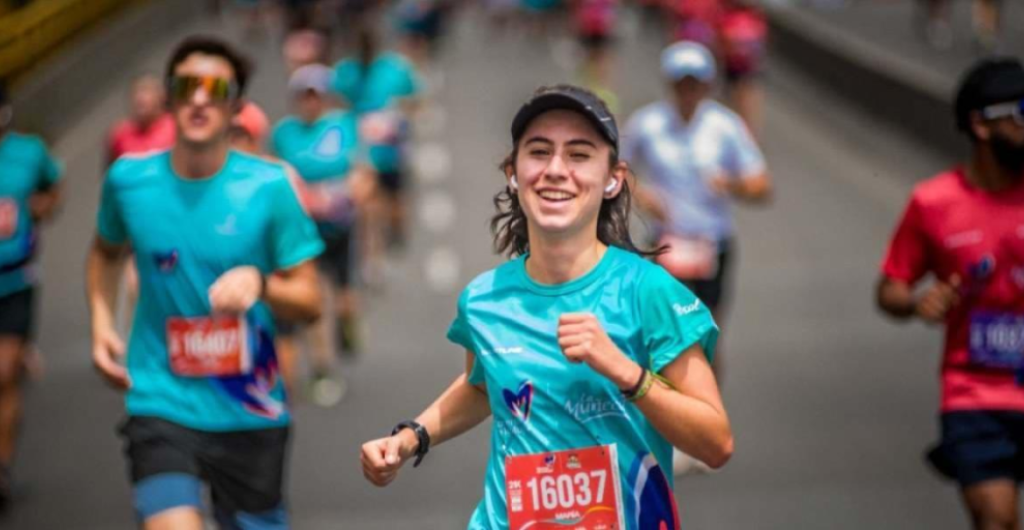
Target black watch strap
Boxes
[392,420,431,467]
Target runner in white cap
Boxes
[622,41,769,473]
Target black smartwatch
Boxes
[392,420,431,467]
[258,273,268,299]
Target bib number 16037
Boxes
[525,470,608,512]
[505,444,624,530]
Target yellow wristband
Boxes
[628,370,655,402]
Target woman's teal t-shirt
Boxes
[447,246,718,530]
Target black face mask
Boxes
[990,133,1024,176]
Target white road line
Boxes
[419,190,457,234]
[412,142,453,184]
[424,247,461,293]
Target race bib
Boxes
[655,235,719,281]
[306,180,355,225]
[167,316,251,377]
[969,312,1024,370]
[359,111,402,146]
[0,198,19,240]
[505,444,625,530]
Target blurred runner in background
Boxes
[623,41,769,375]
[332,28,421,276]
[572,0,619,112]
[717,0,767,137]
[622,43,768,475]
[917,0,952,50]
[0,80,63,511]
[86,36,323,529]
[971,0,1003,52]
[668,0,719,48]
[361,84,732,530]
[878,57,1024,530]
[271,64,376,405]
[916,0,1004,51]
[106,74,176,167]
[282,24,329,74]
[394,0,450,69]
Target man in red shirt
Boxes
[106,74,176,166]
[878,58,1024,530]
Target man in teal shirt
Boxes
[87,37,323,529]
[0,81,63,509]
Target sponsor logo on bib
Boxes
[0,198,18,240]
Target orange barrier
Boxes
[0,0,138,80]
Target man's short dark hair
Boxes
[165,36,254,97]
[0,79,8,107]
[954,57,1024,138]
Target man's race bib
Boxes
[167,316,251,377]
[505,444,625,530]
[0,198,19,240]
[969,312,1024,370]
[655,235,719,281]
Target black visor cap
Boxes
[510,88,619,150]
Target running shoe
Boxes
[309,372,347,408]
[337,316,362,358]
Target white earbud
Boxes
[604,179,617,194]
[509,174,519,191]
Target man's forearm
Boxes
[264,269,322,323]
[86,243,126,332]
[877,278,916,320]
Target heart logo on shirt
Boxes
[503,380,533,422]
[153,249,179,273]
[314,128,343,157]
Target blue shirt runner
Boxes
[0,132,62,298]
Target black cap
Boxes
[510,85,619,149]
[955,57,1024,133]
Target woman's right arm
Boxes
[361,350,491,487]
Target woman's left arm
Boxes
[559,313,733,469]
[633,345,733,469]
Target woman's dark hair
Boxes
[165,36,254,97]
[491,85,664,259]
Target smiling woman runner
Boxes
[361,85,733,530]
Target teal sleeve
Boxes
[96,167,127,244]
[399,61,421,98]
[637,266,719,373]
[269,175,324,270]
[446,289,484,385]
[37,141,63,188]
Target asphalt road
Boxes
[3,4,976,529]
